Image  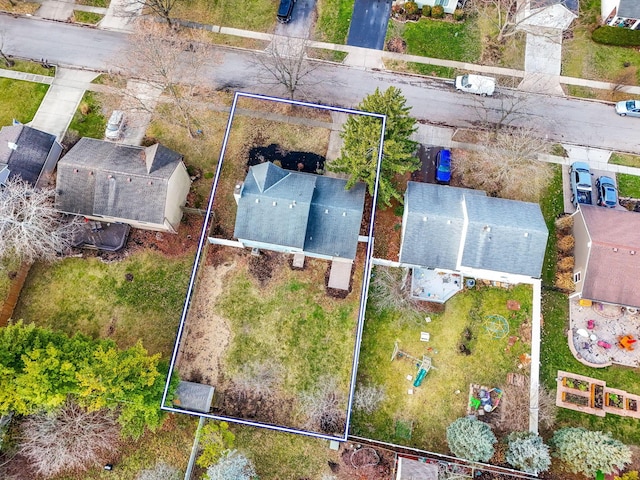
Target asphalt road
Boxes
[1,15,639,154]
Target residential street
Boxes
[1,15,638,153]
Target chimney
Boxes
[233,182,244,205]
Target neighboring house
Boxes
[572,205,640,308]
[415,0,457,15]
[0,125,63,187]
[399,182,548,283]
[55,138,190,233]
[602,0,640,28]
[231,162,366,261]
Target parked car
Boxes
[569,162,593,207]
[277,0,295,23]
[615,100,640,117]
[105,110,125,140]
[455,74,495,96]
[596,176,618,208]
[435,149,451,185]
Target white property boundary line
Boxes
[161,91,386,442]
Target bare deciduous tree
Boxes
[137,462,181,480]
[471,87,540,132]
[0,30,15,67]
[0,177,80,262]
[353,384,386,414]
[494,385,557,433]
[252,37,323,100]
[300,376,347,435]
[133,0,180,25]
[118,20,219,137]
[369,266,416,313]
[453,126,554,202]
[18,402,120,478]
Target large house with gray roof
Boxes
[232,162,365,261]
[55,138,190,233]
[399,182,548,283]
[0,124,62,187]
[572,205,640,308]
[602,0,640,28]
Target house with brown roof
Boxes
[572,205,640,308]
[55,138,191,233]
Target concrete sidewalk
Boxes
[28,68,99,140]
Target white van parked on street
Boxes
[455,74,496,96]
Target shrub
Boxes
[554,215,573,234]
[552,427,632,477]
[205,450,257,480]
[353,385,386,414]
[555,272,575,292]
[446,417,496,462]
[404,1,419,15]
[421,4,431,16]
[197,421,235,468]
[592,26,640,46]
[557,256,574,272]
[506,432,551,474]
[453,8,465,20]
[431,4,444,18]
[557,235,575,253]
[615,472,639,480]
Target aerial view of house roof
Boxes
[0,124,61,186]
[400,182,548,278]
[234,162,366,259]
[577,205,640,307]
[55,138,183,226]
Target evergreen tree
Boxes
[328,87,418,208]
[446,416,496,462]
[506,431,551,474]
[552,427,632,477]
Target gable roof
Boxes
[0,125,58,185]
[619,0,640,19]
[234,162,365,259]
[580,205,640,307]
[399,182,485,269]
[400,182,548,278]
[462,195,549,277]
[55,138,183,225]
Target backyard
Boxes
[176,246,364,434]
[352,274,533,453]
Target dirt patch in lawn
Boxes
[176,261,234,386]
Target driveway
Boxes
[275,0,316,38]
[346,0,392,50]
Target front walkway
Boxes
[569,297,640,367]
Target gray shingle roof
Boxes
[0,125,57,185]
[399,182,485,269]
[462,195,549,278]
[234,162,365,259]
[55,138,182,225]
[400,182,548,278]
[619,0,640,19]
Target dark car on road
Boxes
[435,149,451,185]
[277,0,295,23]
[596,176,618,208]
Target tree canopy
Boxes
[328,87,418,208]
[552,427,632,477]
[0,322,173,438]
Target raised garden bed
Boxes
[607,393,624,409]
[564,392,589,407]
[564,377,590,392]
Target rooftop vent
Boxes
[613,247,618,252]
[484,226,491,232]
[7,142,17,151]
[422,216,427,222]
[255,198,260,203]
[632,251,636,255]
[272,201,277,206]
[524,232,529,237]
[325,209,329,214]
[342,212,346,216]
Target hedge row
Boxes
[592,26,640,46]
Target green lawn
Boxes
[0,79,48,126]
[67,91,108,139]
[73,10,104,24]
[610,152,640,168]
[616,173,640,198]
[393,17,481,76]
[13,250,193,358]
[217,257,360,395]
[0,58,54,76]
[75,0,108,7]
[539,165,564,287]
[314,0,355,44]
[352,280,532,453]
[171,0,275,31]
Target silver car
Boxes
[615,100,640,117]
[105,110,125,140]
